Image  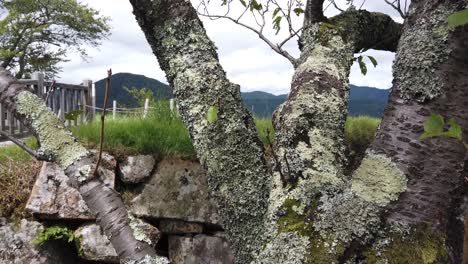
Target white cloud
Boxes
[59,0,406,94]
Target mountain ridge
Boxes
[94,72,389,117]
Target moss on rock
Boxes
[363,227,448,264]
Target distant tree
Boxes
[123,86,156,107]
[0,0,110,79]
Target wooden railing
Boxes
[0,72,95,140]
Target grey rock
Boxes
[0,218,80,263]
[168,235,234,264]
[131,159,221,225]
[120,155,155,183]
[26,159,115,220]
[74,223,118,263]
[75,219,161,263]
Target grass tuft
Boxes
[0,138,40,218]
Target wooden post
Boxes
[82,79,93,121]
[80,90,85,124]
[8,111,14,134]
[0,104,4,133]
[170,98,175,112]
[53,89,58,115]
[66,88,71,126]
[31,72,44,98]
[143,98,150,118]
[113,100,117,120]
[60,88,65,121]
[73,90,78,126]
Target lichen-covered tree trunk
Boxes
[0,69,168,264]
[258,8,402,263]
[129,1,271,262]
[357,1,468,262]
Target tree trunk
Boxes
[258,8,401,263]
[129,1,271,262]
[0,68,168,264]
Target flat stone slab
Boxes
[0,218,80,263]
[26,156,115,220]
[131,159,221,225]
[168,234,234,264]
[159,219,204,235]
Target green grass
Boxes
[71,101,195,159]
[0,137,38,163]
[254,116,275,145]
[345,116,381,152]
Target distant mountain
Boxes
[242,86,389,117]
[94,72,172,108]
[94,73,389,117]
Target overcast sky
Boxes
[59,0,407,95]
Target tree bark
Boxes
[0,68,168,264]
[357,1,468,262]
[129,1,271,262]
[257,9,401,263]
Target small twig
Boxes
[266,128,288,187]
[93,68,112,177]
[44,79,56,102]
[0,130,48,161]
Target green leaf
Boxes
[65,110,83,121]
[293,7,304,16]
[420,113,445,139]
[206,105,218,124]
[448,9,468,29]
[367,56,378,67]
[239,0,247,7]
[273,16,282,34]
[444,118,463,141]
[273,7,281,18]
[357,56,367,75]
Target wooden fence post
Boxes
[170,98,175,112]
[82,79,93,121]
[31,72,44,98]
[113,100,117,120]
[143,98,150,118]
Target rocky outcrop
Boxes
[25,154,116,220]
[0,218,80,263]
[119,155,155,184]
[168,234,234,264]
[131,159,221,225]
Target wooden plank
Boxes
[17,79,39,85]
[32,72,44,98]
[52,90,58,114]
[60,88,65,122]
[46,82,87,91]
[0,104,5,133]
[73,90,78,126]
[66,88,71,127]
[8,111,14,134]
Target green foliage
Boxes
[32,226,74,246]
[354,55,378,76]
[345,116,381,151]
[448,9,468,29]
[0,0,110,78]
[206,105,219,124]
[254,116,274,145]
[123,86,156,107]
[420,113,462,141]
[65,110,83,122]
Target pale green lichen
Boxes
[125,254,170,264]
[314,191,381,244]
[394,4,458,102]
[128,214,154,246]
[351,152,407,206]
[15,91,88,168]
